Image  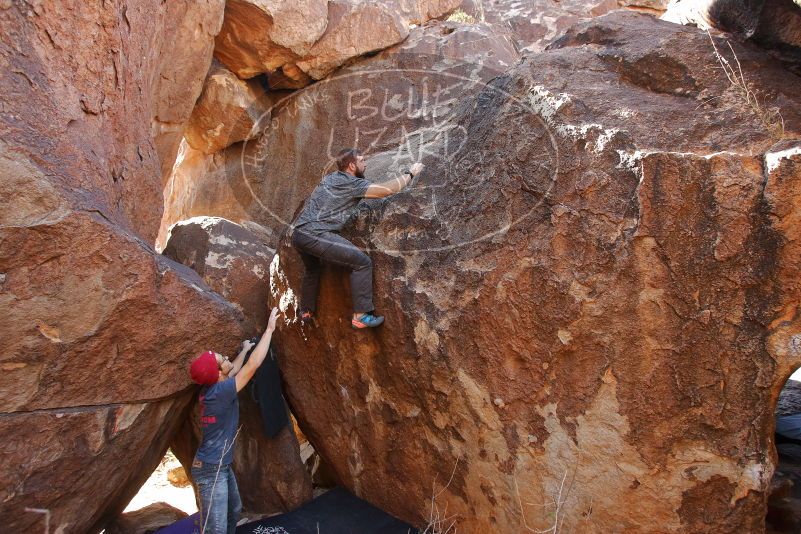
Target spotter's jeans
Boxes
[191,460,242,534]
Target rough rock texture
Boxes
[0,2,244,532]
[0,209,243,411]
[214,0,462,83]
[662,0,801,74]
[163,217,276,334]
[0,0,223,241]
[267,12,801,533]
[105,502,188,534]
[184,61,287,155]
[156,141,250,250]
[149,1,227,182]
[460,0,671,53]
[159,20,520,249]
[163,218,313,514]
[0,396,192,534]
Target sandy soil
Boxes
[124,450,198,515]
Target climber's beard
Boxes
[355,168,365,178]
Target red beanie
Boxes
[190,351,219,385]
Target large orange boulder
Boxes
[0,1,244,532]
[0,200,245,533]
[268,12,801,533]
[184,61,286,155]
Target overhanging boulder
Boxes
[213,0,462,83]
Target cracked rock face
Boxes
[0,2,245,532]
[213,0,462,84]
[268,13,801,532]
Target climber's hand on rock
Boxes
[267,307,279,332]
[241,339,255,352]
[410,162,424,176]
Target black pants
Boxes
[291,230,374,314]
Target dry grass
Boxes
[514,467,578,534]
[418,460,583,533]
[419,458,461,534]
[446,9,476,24]
[708,31,785,140]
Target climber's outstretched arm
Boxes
[234,307,279,392]
[227,340,254,378]
[364,162,425,199]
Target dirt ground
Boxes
[124,450,198,515]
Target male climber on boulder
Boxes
[188,307,279,534]
[291,148,424,329]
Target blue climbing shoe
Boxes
[352,312,384,329]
